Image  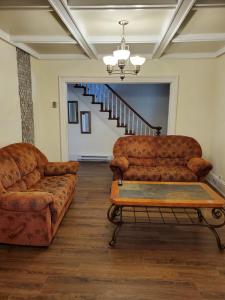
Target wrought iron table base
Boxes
[107,204,225,250]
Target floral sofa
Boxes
[110,135,212,182]
[0,143,79,246]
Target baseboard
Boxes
[207,172,225,197]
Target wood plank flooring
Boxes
[0,162,225,300]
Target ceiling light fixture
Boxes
[103,20,146,80]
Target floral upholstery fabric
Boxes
[111,135,212,182]
[110,157,129,172]
[30,174,77,224]
[0,142,79,246]
[187,157,212,179]
[124,166,161,181]
[0,150,21,189]
[23,169,41,189]
[5,143,38,176]
[44,161,79,176]
[0,207,52,246]
[128,158,156,167]
[0,192,53,212]
[123,166,197,181]
[157,166,197,182]
[7,180,27,192]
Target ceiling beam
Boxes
[48,0,97,59]
[68,0,177,8]
[215,46,225,57]
[0,29,40,58]
[195,0,225,7]
[69,5,177,10]
[173,33,225,43]
[152,0,196,58]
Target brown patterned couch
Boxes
[0,143,79,246]
[110,135,212,182]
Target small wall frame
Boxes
[68,101,79,124]
[80,111,91,134]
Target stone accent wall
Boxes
[16,48,34,144]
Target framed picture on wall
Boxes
[68,101,79,124]
[80,111,91,134]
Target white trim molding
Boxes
[11,35,76,44]
[48,0,97,59]
[207,172,225,197]
[58,76,179,161]
[173,33,225,43]
[152,0,197,58]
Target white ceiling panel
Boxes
[71,9,174,38]
[94,43,155,55]
[0,10,69,36]
[178,7,225,34]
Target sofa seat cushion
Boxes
[123,166,161,181]
[128,158,156,167]
[155,158,187,167]
[123,166,197,182]
[29,174,76,223]
[157,166,197,182]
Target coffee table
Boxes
[107,181,225,250]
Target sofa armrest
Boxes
[44,161,79,176]
[0,192,53,212]
[110,157,129,172]
[187,157,213,179]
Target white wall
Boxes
[67,84,123,159]
[31,58,215,161]
[0,39,22,146]
[211,54,225,180]
[110,83,169,135]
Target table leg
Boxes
[200,208,225,251]
[107,205,123,247]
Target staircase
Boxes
[74,83,162,136]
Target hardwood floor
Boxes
[0,162,225,300]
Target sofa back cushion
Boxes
[154,135,202,160]
[0,149,21,189]
[0,143,49,191]
[23,169,41,189]
[113,135,202,166]
[5,144,38,176]
[113,136,157,158]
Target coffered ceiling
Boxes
[0,0,225,60]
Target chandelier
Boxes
[103,20,146,80]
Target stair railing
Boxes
[77,83,162,136]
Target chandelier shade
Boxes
[103,56,118,66]
[130,56,146,66]
[113,49,130,61]
[102,20,146,80]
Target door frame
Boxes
[59,76,179,161]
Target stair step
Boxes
[92,102,102,105]
[109,117,118,120]
[100,109,110,113]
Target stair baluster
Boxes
[74,83,162,136]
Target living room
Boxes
[0,0,225,299]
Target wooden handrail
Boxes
[105,84,162,133]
